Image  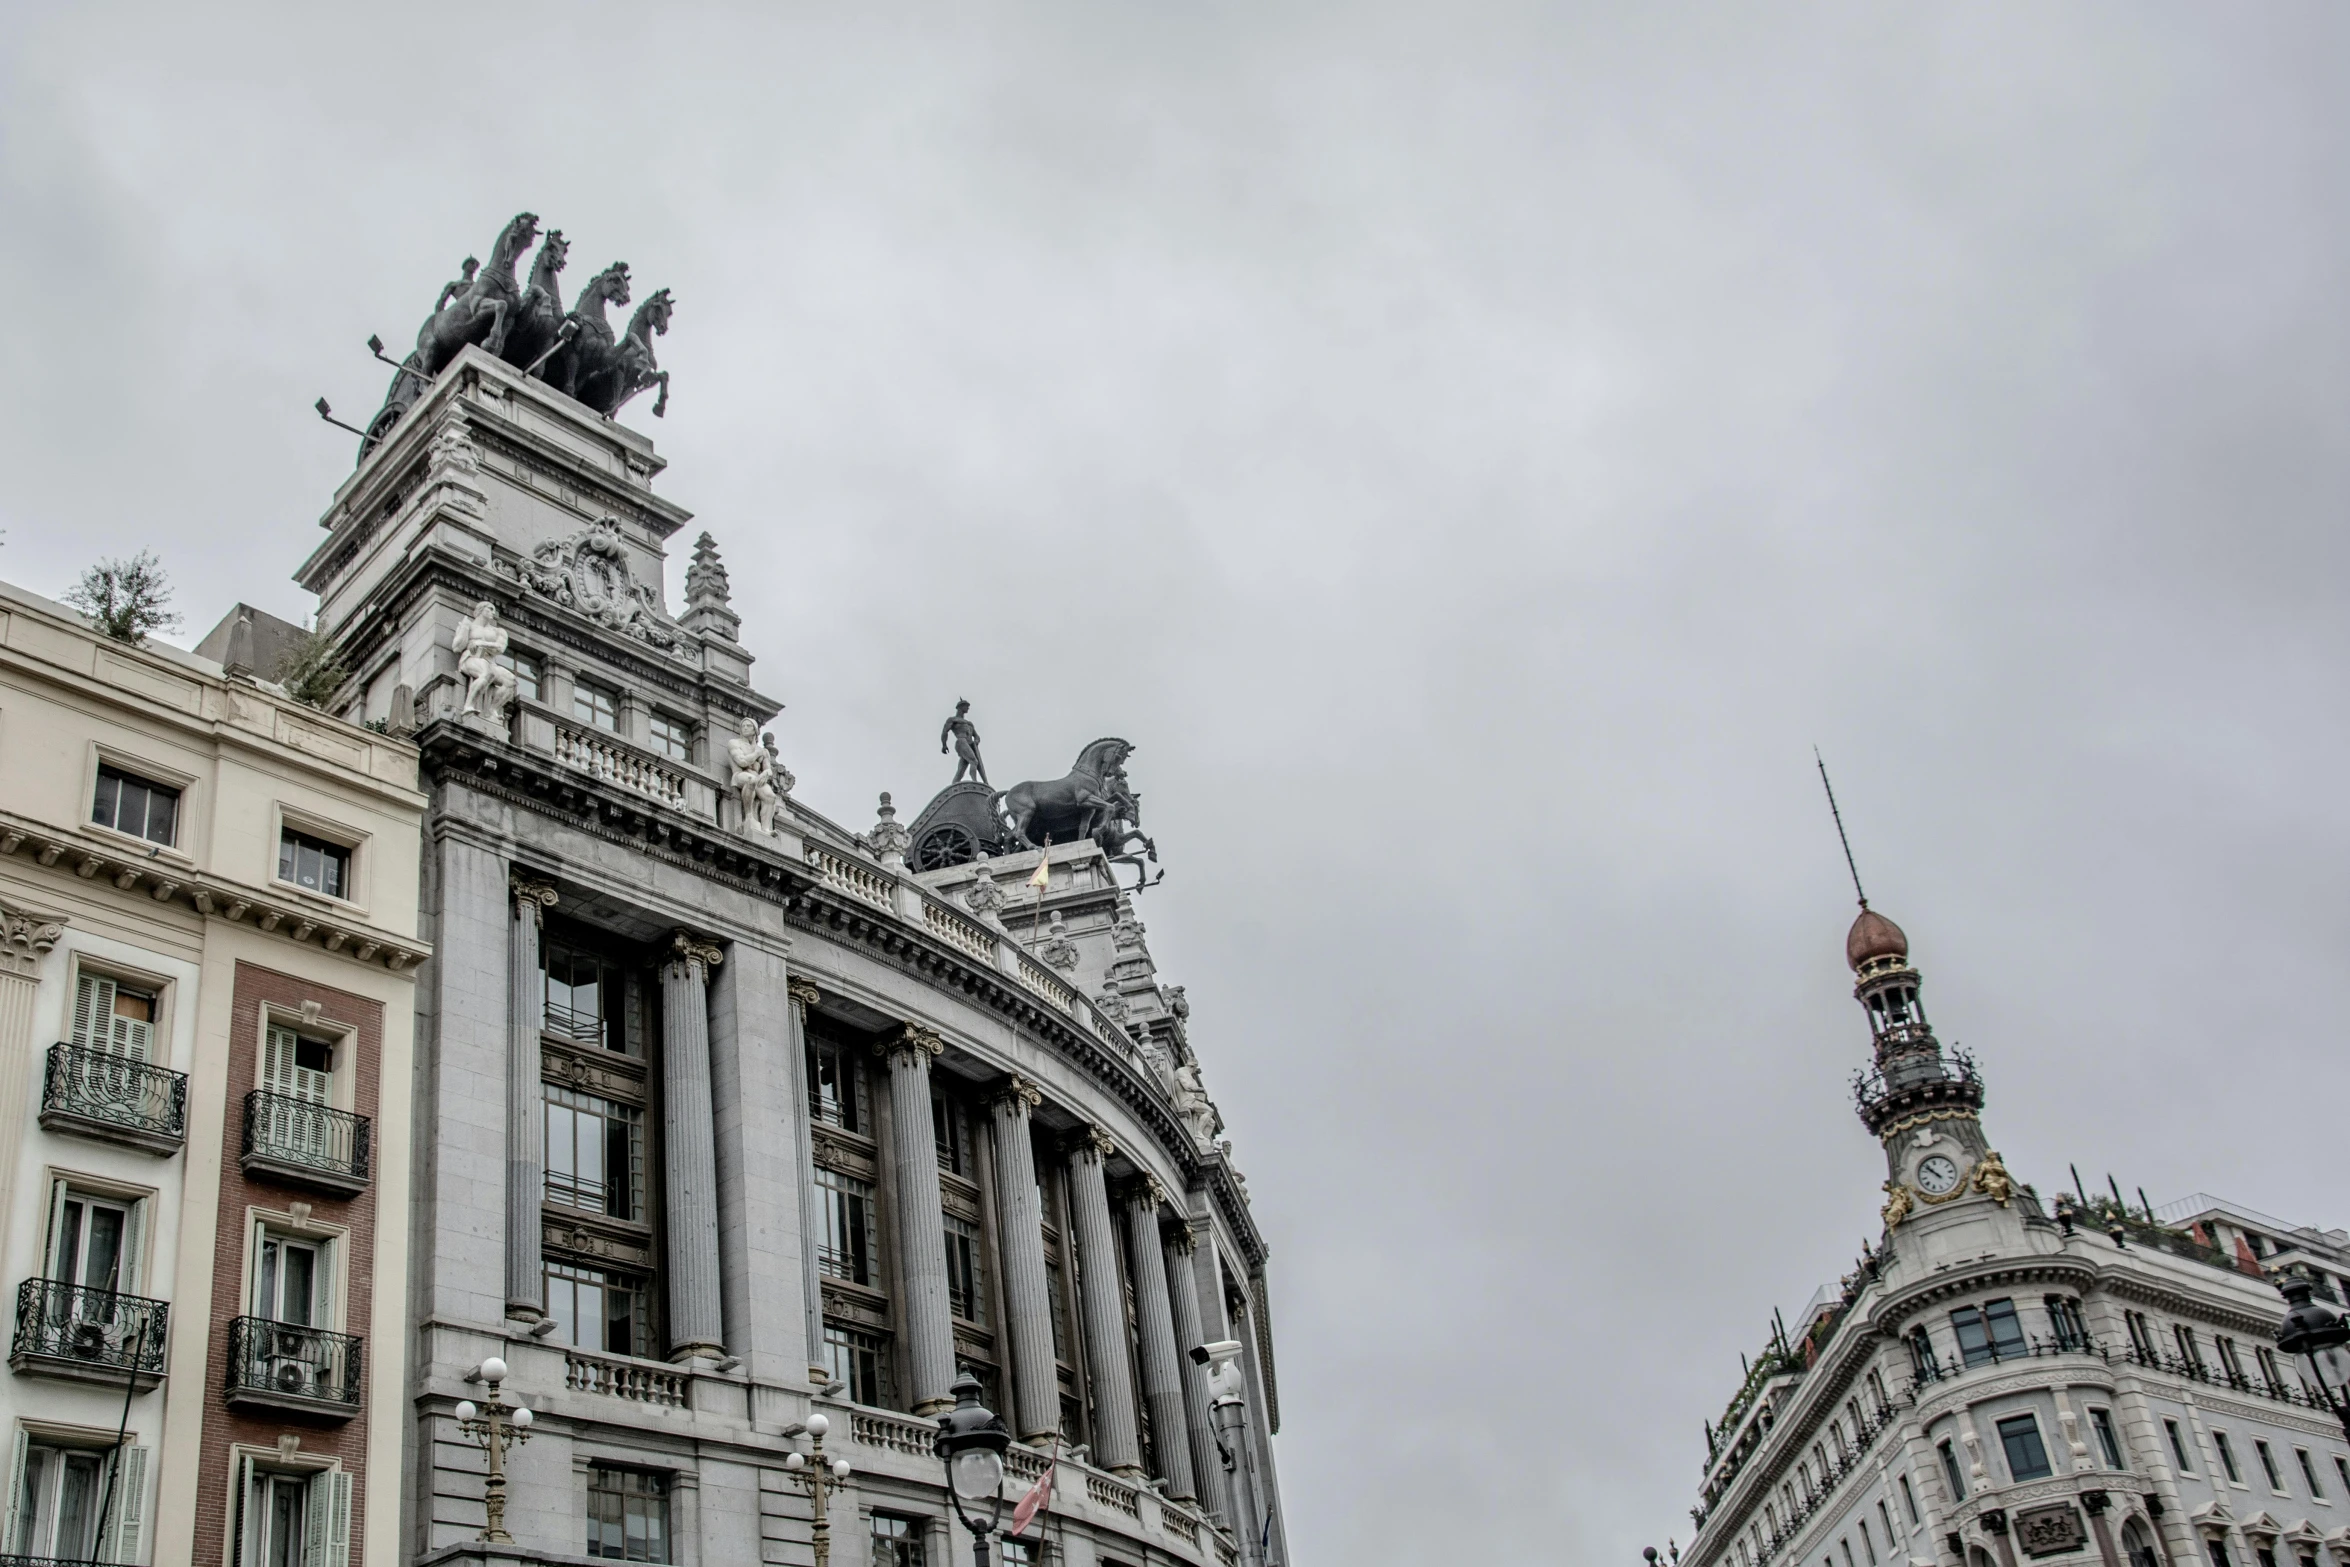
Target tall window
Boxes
[2090,1407,2125,1469]
[256,1233,326,1327]
[647,713,691,763]
[1938,1440,1967,1503]
[14,1443,108,1561]
[1001,1542,1037,1567]
[2165,1420,2194,1474]
[574,681,620,732]
[1950,1299,2026,1366]
[808,1039,865,1131]
[50,1188,132,1295]
[933,1095,973,1178]
[277,829,351,900]
[2045,1295,2088,1350]
[70,975,155,1060]
[2213,1430,2242,1484]
[545,1261,647,1357]
[944,1215,988,1325]
[2254,1439,2284,1492]
[1997,1414,2052,1481]
[237,1466,347,1567]
[871,1515,926,1567]
[545,1088,644,1220]
[1898,1476,1919,1525]
[815,1169,878,1286]
[2295,1448,2324,1498]
[587,1468,669,1563]
[2173,1324,2206,1375]
[91,765,177,847]
[2125,1310,2158,1362]
[1878,1500,1899,1543]
[1906,1326,1938,1380]
[498,649,542,702]
[823,1324,890,1407]
[2216,1336,2247,1386]
[2257,1346,2286,1393]
[544,939,626,1052]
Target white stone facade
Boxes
[297,347,1285,1567]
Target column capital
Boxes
[1071,1124,1117,1163]
[0,895,67,978]
[883,1022,945,1063]
[510,874,559,910]
[1128,1174,1169,1212]
[667,931,725,974]
[990,1074,1043,1113]
[787,978,821,1011]
[1165,1216,1200,1256]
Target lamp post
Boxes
[935,1370,1011,1567]
[782,1412,855,1567]
[452,1356,535,1543]
[2274,1275,2350,1447]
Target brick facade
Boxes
[191,961,384,1567]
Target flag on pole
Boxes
[1008,1449,1057,1538]
[1027,844,1052,892]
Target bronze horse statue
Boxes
[1093,771,1162,891]
[415,212,539,375]
[540,262,630,405]
[600,288,675,417]
[499,228,571,376]
[995,739,1134,850]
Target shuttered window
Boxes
[71,976,155,1062]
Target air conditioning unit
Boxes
[68,1320,107,1359]
[272,1357,316,1396]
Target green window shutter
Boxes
[105,1444,147,1564]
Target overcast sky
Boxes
[6,4,2350,1561]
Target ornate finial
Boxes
[1095,980,1130,1023]
[682,532,741,643]
[1110,897,1145,951]
[868,792,911,867]
[963,855,1006,921]
[1038,912,1078,971]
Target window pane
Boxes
[1950,1308,1992,1367]
[817,1169,876,1284]
[1983,1300,2026,1360]
[1997,1415,2051,1480]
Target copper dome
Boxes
[1845,906,1909,970]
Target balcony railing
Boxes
[10,1280,168,1388]
[1852,1049,1984,1136]
[40,1043,187,1154]
[241,1091,370,1195]
[225,1316,362,1417]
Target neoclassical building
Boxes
[0,576,427,1567]
[297,329,1284,1567]
[1681,900,2350,1567]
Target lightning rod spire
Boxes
[1815,748,1868,910]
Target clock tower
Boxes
[1844,904,2015,1235]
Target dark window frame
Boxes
[91,763,180,848]
[1997,1413,2053,1481]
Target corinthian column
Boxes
[1163,1219,1224,1518]
[1068,1127,1142,1475]
[0,899,65,1241]
[505,877,557,1319]
[788,979,828,1386]
[988,1076,1059,1442]
[882,1025,956,1413]
[1124,1178,1197,1500]
[660,933,727,1359]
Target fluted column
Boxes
[788,979,828,1386]
[505,877,557,1319]
[1164,1219,1225,1521]
[0,900,65,1247]
[1068,1127,1142,1475]
[1123,1178,1197,1500]
[988,1076,1060,1442]
[882,1025,956,1413]
[660,933,726,1358]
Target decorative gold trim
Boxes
[1882,1181,1914,1228]
[1876,1106,1978,1142]
[1973,1149,2015,1207]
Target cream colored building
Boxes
[0,578,426,1566]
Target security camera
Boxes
[1188,1345,1210,1365]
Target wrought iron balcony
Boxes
[225,1316,362,1418]
[241,1091,370,1196]
[9,1279,168,1389]
[39,1042,187,1154]
[1852,1048,1984,1137]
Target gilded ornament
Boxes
[1972,1149,2015,1207]
[1881,1180,1915,1229]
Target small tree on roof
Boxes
[64,551,180,645]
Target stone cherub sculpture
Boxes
[941,699,987,785]
[452,600,517,721]
[726,716,783,835]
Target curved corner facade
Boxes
[299,347,1286,1567]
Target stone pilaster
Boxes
[708,941,807,1389]
[0,898,65,1244]
[1163,1219,1225,1521]
[988,1076,1060,1442]
[1068,1127,1142,1475]
[1123,1179,1197,1500]
[505,876,557,1319]
[787,979,828,1386]
[660,933,727,1358]
[882,1025,955,1414]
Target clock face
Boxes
[1916,1155,1963,1196]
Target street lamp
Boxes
[452,1356,534,1543]
[2274,1275,2350,1447]
[782,1413,855,1567]
[934,1369,1011,1567]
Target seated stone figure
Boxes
[453,600,517,720]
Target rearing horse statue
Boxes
[539,262,630,405]
[415,212,539,376]
[601,288,675,418]
[995,739,1134,850]
[499,228,571,375]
